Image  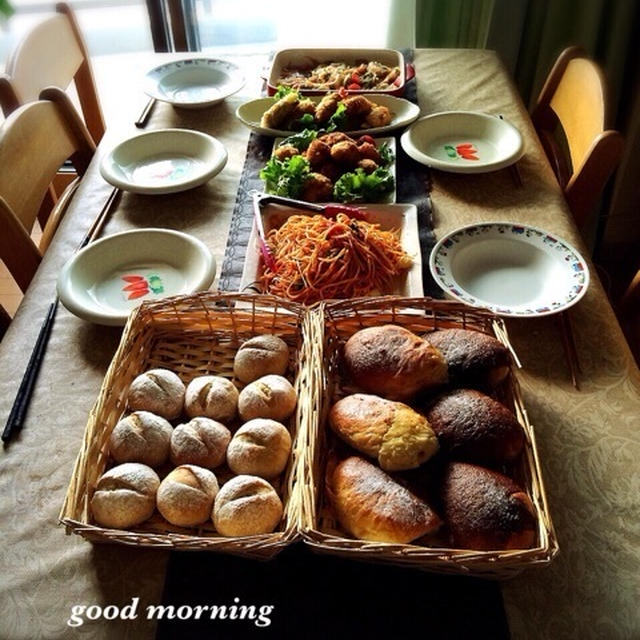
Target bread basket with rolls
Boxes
[60,292,313,558]
[297,296,558,578]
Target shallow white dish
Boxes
[58,229,216,326]
[236,94,420,137]
[430,223,589,317]
[143,58,245,109]
[100,128,227,195]
[240,203,422,299]
[401,111,524,173]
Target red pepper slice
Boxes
[347,82,361,90]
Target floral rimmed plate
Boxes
[429,223,589,317]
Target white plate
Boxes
[57,229,216,326]
[100,128,227,195]
[430,223,589,317]
[240,203,422,301]
[401,111,524,173]
[143,58,245,109]
[236,94,420,137]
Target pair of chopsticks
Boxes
[557,310,581,390]
[2,187,122,443]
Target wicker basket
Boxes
[298,296,559,578]
[60,292,313,558]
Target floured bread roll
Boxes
[91,463,160,529]
[184,376,238,423]
[329,456,442,543]
[426,328,510,389]
[329,393,438,471]
[157,465,219,527]
[442,461,536,550]
[127,368,185,420]
[109,411,173,467]
[226,418,291,479]
[233,334,290,383]
[238,375,297,422]
[213,475,283,536]
[343,325,448,401]
[170,417,231,468]
[425,389,524,464]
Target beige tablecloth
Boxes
[0,49,638,640]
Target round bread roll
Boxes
[213,475,283,536]
[157,465,219,527]
[170,417,231,468]
[184,376,238,422]
[109,411,173,467]
[234,334,290,383]
[91,463,160,529]
[344,325,448,401]
[227,419,292,479]
[127,368,185,420]
[238,375,297,422]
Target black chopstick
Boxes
[557,310,581,390]
[2,187,121,443]
[135,98,156,128]
[498,114,523,188]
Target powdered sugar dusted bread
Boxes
[213,475,283,536]
[238,375,297,422]
[127,368,185,420]
[170,417,231,469]
[109,410,173,467]
[233,334,290,383]
[91,463,160,529]
[157,464,219,527]
[343,325,448,401]
[184,376,239,422]
[329,456,442,543]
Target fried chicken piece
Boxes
[365,105,392,128]
[317,161,342,182]
[315,93,340,123]
[301,173,333,202]
[260,92,299,129]
[357,158,378,174]
[343,95,373,118]
[273,144,300,161]
[319,131,350,147]
[330,140,361,168]
[357,141,381,163]
[305,139,331,169]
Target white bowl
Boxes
[100,128,227,195]
[57,229,216,326]
[400,111,524,173]
[143,58,245,109]
[429,222,589,317]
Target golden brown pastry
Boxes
[109,411,173,468]
[329,456,442,543]
[343,325,448,400]
[441,461,536,550]
[424,389,524,464]
[170,417,231,469]
[233,334,290,383]
[127,368,185,420]
[156,464,219,527]
[91,463,160,529]
[238,374,297,422]
[213,475,283,536]
[329,394,438,471]
[184,376,238,423]
[226,418,292,479]
[426,328,510,390]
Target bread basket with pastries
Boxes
[297,296,558,578]
[59,292,313,558]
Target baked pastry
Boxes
[329,456,442,543]
[91,463,160,529]
[109,411,173,467]
[329,393,438,471]
[238,374,297,422]
[441,461,536,550]
[213,475,283,536]
[156,464,219,527]
[127,368,185,420]
[426,328,510,390]
[184,376,238,423]
[343,324,448,400]
[233,335,290,383]
[226,418,291,479]
[424,389,524,464]
[170,417,231,468]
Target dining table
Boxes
[0,47,639,640]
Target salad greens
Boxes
[333,167,395,203]
[278,128,318,151]
[259,154,310,198]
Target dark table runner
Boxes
[158,51,509,640]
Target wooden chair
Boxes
[531,46,624,230]
[617,269,640,366]
[0,87,95,293]
[0,2,105,144]
[0,303,10,341]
